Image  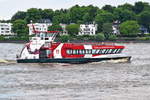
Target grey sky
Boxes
[0,0,150,20]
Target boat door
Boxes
[39,49,52,59]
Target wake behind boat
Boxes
[16,25,131,63]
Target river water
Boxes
[0,43,150,100]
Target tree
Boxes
[60,35,70,42]
[95,33,105,41]
[95,10,114,32]
[102,23,113,39]
[11,11,27,21]
[138,11,150,31]
[108,34,117,40]
[120,20,140,36]
[61,13,71,24]
[66,24,79,36]
[26,8,42,23]
[118,3,134,11]
[133,1,149,14]
[52,15,62,24]
[102,5,115,13]
[82,13,91,23]
[41,9,54,20]
[69,5,84,23]
[12,19,28,37]
[113,8,136,22]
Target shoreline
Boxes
[0,40,150,43]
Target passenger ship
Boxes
[17,30,131,63]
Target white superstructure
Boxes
[0,23,14,35]
[78,23,97,35]
[59,23,68,35]
[28,23,52,35]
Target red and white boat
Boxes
[17,30,131,63]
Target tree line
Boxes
[1,1,150,41]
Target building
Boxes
[139,26,149,35]
[78,23,97,35]
[112,20,120,35]
[27,23,52,35]
[0,23,14,35]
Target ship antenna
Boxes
[31,20,36,34]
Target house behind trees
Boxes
[78,23,98,35]
[0,23,14,35]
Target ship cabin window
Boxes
[66,49,123,55]
[111,49,122,54]
[66,50,72,54]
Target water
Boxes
[0,43,150,100]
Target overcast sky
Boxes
[0,0,150,20]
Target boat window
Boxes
[104,49,109,54]
[118,49,123,53]
[72,50,76,54]
[111,49,117,54]
[82,50,85,54]
[115,49,122,54]
[107,49,112,54]
[97,49,101,54]
[95,49,100,54]
[47,50,51,54]
[66,50,72,54]
[92,49,96,54]
[86,49,89,54]
[115,49,119,53]
[101,49,105,54]
[66,49,122,55]
[113,49,119,54]
[76,50,79,54]
[117,49,120,53]
[79,50,83,54]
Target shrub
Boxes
[95,33,105,41]
[60,35,70,42]
[108,34,117,41]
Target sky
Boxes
[0,0,150,20]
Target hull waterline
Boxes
[17,56,131,64]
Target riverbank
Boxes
[0,39,150,43]
[0,40,27,43]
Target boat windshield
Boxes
[36,33,54,38]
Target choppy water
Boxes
[0,43,150,100]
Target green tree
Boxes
[26,8,42,23]
[95,33,105,41]
[61,13,71,24]
[12,19,28,37]
[11,11,27,21]
[138,11,150,31]
[66,24,79,36]
[52,15,62,24]
[102,23,113,39]
[69,5,98,23]
[60,35,70,42]
[95,11,114,32]
[133,2,150,14]
[118,3,134,11]
[108,34,117,41]
[69,5,84,23]
[120,20,140,37]
[113,8,136,22]
[82,13,91,23]
[41,9,54,20]
[102,5,115,13]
